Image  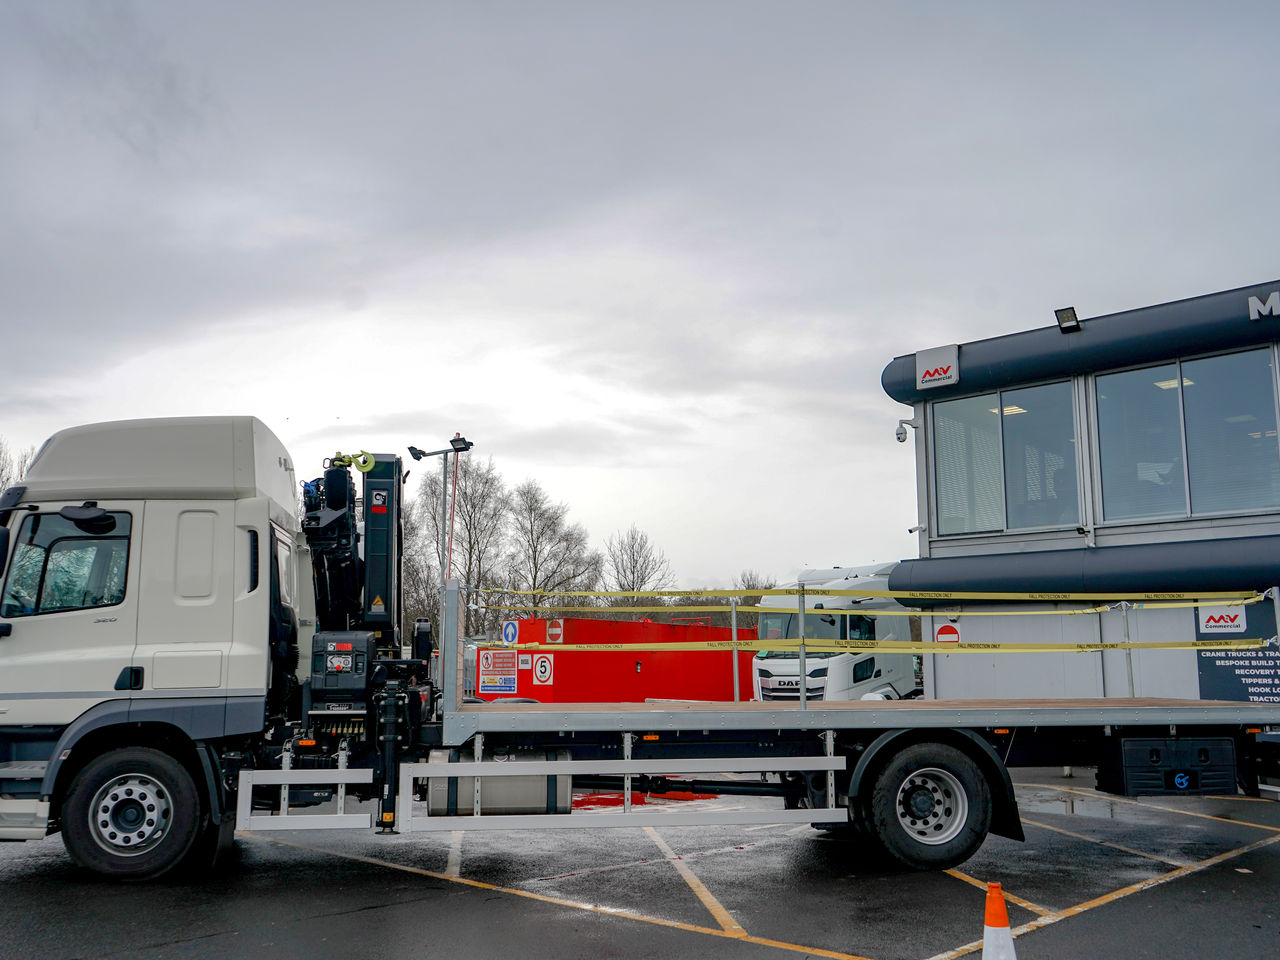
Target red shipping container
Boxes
[476,618,757,703]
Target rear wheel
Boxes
[870,743,991,870]
[62,748,202,880]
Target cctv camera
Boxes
[895,425,908,443]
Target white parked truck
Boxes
[753,565,919,703]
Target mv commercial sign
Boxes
[1196,603,1280,704]
[915,344,959,390]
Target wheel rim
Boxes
[894,766,968,845]
[88,773,172,857]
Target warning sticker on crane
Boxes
[478,649,518,694]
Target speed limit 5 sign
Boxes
[532,653,554,685]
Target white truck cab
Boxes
[753,564,920,702]
[0,417,300,862]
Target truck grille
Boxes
[760,686,824,701]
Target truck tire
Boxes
[869,743,991,870]
[61,747,202,880]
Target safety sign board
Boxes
[501,620,519,645]
[546,619,564,643]
[935,624,960,643]
[518,653,532,670]
[478,649,518,694]
[370,594,385,615]
[532,653,554,685]
[371,489,388,514]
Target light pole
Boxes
[408,435,474,637]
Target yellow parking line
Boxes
[1020,818,1189,867]
[944,869,1053,916]
[925,832,1280,959]
[1018,783,1280,833]
[252,834,874,960]
[644,826,747,936]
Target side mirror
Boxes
[60,504,115,534]
[59,503,107,522]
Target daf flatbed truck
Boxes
[4,281,1280,880]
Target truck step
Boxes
[0,761,47,780]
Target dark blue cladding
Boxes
[881,280,1280,404]
[887,535,1280,605]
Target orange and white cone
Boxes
[981,882,1017,960]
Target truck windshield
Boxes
[756,611,875,659]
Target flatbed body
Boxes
[444,697,1280,741]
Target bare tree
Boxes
[730,568,776,628]
[603,524,674,597]
[399,490,440,642]
[418,456,509,635]
[505,479,602,614]
[0,437,35,491]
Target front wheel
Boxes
[62,747,202,880]
[869,743,991,870]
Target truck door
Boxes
[0,504,143,726]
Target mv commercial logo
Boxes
[1198,605,1247,634]
[915,344,959,390]
[1248,290,1280,321]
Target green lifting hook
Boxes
[330,450,377,473]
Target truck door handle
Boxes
[0,623,10,638]
[114,666,144,691]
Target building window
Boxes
[933,383,1079,535]
[1182,349,1280,514]
[1,512,131,618]
[1096,364,1187,521]
[1001,382,1080,529]
[934,395,1003,535]
[1096,350,1280,522]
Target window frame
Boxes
[929,378,1083,538]
[1087,343,1280,527]
[0,511,133,619]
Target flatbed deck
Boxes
[443,697,1280,741]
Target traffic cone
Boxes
[981,882,1017,960]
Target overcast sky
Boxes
[2,1,1278,586]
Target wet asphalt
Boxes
[1,769,1277,960]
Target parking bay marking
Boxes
[1018,782,1280,834]
[925,824,1280,959]
[1019,818,1191,867]
[644,826,747,936]
[250,834,874,960]
[943,869,1053,917]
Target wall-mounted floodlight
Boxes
[449,434,473,453]
[895,418,920,443]
[1054,306,1081,333]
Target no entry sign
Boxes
[935,623,960,644]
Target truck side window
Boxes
[847,615,876,642]
[853,657,875,684]
[0,512,131,618]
